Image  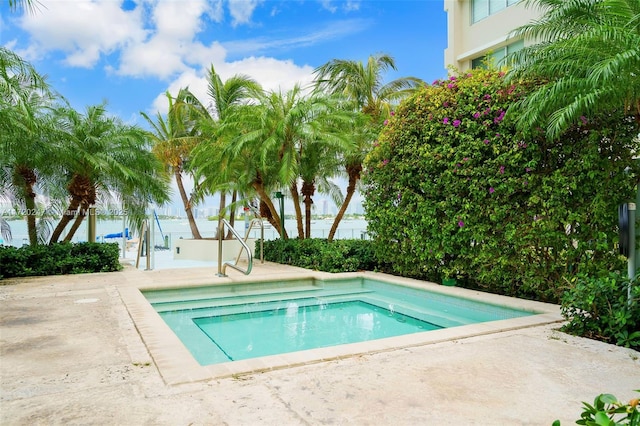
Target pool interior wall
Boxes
[143,277,538,366]
[119,270,563,385]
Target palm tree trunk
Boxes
[50,198,81,244]
[225,190,237,240]
[328,164,361,242]
[289,182,304,239]
[215,191,226,239]
[14,166,38,246]
[63,202,88,242]
[301,180,315,239]
[253,181,288,239]
[24,187,37,246]
[175,170,202,239]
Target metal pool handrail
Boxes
[216,218,253,277]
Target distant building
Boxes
[444,0,542,72]
[321,199,329,216]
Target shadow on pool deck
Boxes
[1,262,639,425]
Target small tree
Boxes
[364,68,638,302]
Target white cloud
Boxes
[222,19,370,56]
[151,0,210,40]
[319,0,361,13]
[224,56,314,92]
[18,0,146,67]
[13,0,345,119]
[116,0,224,79]
[227,0,264,27]
[148,56,315,116]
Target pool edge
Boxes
[117,268,563,385]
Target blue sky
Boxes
[1,0,448,126]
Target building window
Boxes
[472,0,521,23]
[471,39,525,69]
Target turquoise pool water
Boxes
[143,278,535,366]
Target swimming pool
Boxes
[119,270,561,384]
[142,277,537,367]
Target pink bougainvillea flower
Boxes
[525,167,532,172]
[443,117,450,124]
[489,187,495,194]
[484,94,491,100]
[453,119,461,127]
[473,112,480,119]
[383,119,389,125]
[449,76,457,81]
[443,101,449,107]
[390,111,395,116]
[458,220,465,228]
[518,141,527,149]
[447,83,455,89]
[484,139,490,145]
[382,159,389,166]
[499,166,505,174]
[463,157,469,162]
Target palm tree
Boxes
[1,47,57,245]
[8,0,41,14]
[299,137,344,238]
[232,85,356,239]
[49,103,169,244]
[142,90,203,239]
[191,65,262,238]
[313,53,424,240]
[1,218,12,243]
[507,0,640,139]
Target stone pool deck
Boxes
[1,262,639,425]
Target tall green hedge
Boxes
[363,69,638,302]
[0,242,122,279]
[258,238,378,273]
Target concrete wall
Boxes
[444,0,542,71]
[174,238,257,262]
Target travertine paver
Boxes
[1,264,638,425]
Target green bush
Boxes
[554,391,639,426]
[561,273,640,350]
[0,242,122,279]
[258,238,378,273]
[363,68,638,303]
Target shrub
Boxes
[553,391,639,426]
[258,238,377,273]
[363,68,638,303]
[0,242,122,279]
[561,273,640,350]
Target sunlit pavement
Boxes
[1,262,638,425]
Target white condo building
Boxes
[444,0,543,71]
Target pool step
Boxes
[144,279,322,304]
[359,294,468,328]
[151,286,374,313]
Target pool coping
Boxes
[117,267,563,385]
